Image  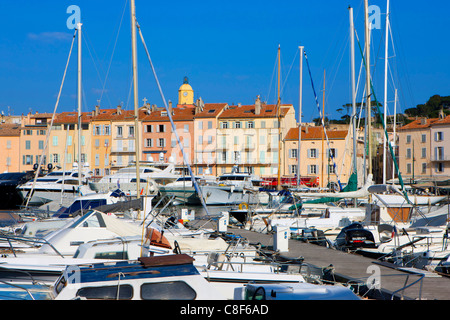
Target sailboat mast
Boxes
[297,46,304,188]
[321,69,325,189]
[392,88,398,184]
[383,0,390,184]
[364,0,373,179]
[130,0,141,199]
[277,45,282,190]
[349,6,357,178]
[77,22,83,188]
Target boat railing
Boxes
[0,234,65,258]
[0,279,39,300]
[345,272,425,300]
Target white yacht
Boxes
[17,166,92,207]
[200,167,268,206]
[89,161,179,195]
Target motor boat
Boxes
[200,167,268,206]
[17,166,92,207]
[89,161,178,195]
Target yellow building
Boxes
[0,124,21,173]
[216,96,296,177]
[284,125,360,189]
[48,112,92,171]
[90,107,114,178]
[178,77,194,106]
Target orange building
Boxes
[0,124,21,173]
[19,113,53,172]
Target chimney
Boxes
[95,105,100,116]
[169,101,173,115]
[117,105,122,115]
[255,95,261,115]
[420,118,427,125]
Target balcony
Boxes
[244,143,256,151]
[431,155,450,162]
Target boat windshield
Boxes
[70,211,106,229]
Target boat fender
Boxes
[239,202,249,210]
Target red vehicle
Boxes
[261,176,319,188]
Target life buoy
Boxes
[239,202,249,210]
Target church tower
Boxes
[178,76,194,106]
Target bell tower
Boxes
[178,76,194,105]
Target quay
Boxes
[222,225,450,300]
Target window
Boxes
[421,134,426,143]
[184,124,189,133]
[52,136,58,146]
[158,125,165,133]
[146,139,153,148]
[207,136,213,145]
[247,121,254,129]
[208,121,213,129]
[141,281,196,300]
[421,148,427,159]
[234,121,241,129]
[436,163,444,173]
[234,136,239,145]
[117,126,123,137]
[158,138,166,148]
[39,141,44,150]
[23,155,32,165]
[308,165,317,174]
[422,163,427,174]
[67,136,72,146]
[289,165,298,175]
[435,132,444,142]
[94,125,101,136]
[95,139,100,148]
[52,154,59,164]
[328,164,336,174]
[6,141,11,149]
[308,149,318,159]
[406,135,411,144]
[94,251,128,260]
[289,149,298,159]
[198,122,203,130]
[221,122,228,129]
[261,121,266,129]
[328,148,337,159]
[25,141,31,150]
[435,147,444,161]
[234,151,240,162]
[198,136,203,145]
[146,125,153,133]
[128,126,135,137]
[77,285,133,300]
[406,148,412,159]
[407,163,412,174]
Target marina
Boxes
[0,0,449,304]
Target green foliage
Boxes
[404,95,450,118]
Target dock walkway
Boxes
[225,226,450,300]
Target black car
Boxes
[334,222,376,252]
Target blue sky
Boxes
[0,0,449,123]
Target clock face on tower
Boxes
[183,92,188,97]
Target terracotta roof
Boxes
[30,113,54,119]
[285,126,348,141]
[0,124,21,137]
[398,117,440,130]
[142,106,195,122]
[194,103,227,118]
[218,104,292,119]
[432,115,450,126]
[54,111,93,124]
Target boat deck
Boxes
[225,226,450,300]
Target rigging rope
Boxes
[303,50,343,191]
[136,21,211,216]
[25,29,78,208]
